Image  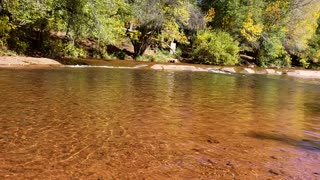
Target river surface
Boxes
[0,68,319,179]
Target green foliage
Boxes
[7,36,29,54]
[110,51,127,60]
[258,37,291,67]
[0,0,128,58]
[134,50,174,62]
[192,30,240,65]
[45,39,86,58]
[152,50,175,63]
[0,16,11,46]
[63,44,86,58]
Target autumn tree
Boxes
[286,0,320,52]
[126,0,201,58]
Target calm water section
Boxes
[0,68,319,179]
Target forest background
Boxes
[0,0,320,68]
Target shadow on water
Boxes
[247,131,320,151]
[304,102,320,114]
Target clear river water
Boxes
[0,68,319,179]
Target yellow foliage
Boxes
[241,13,264,42]
[160,17,189,46]
[265,0,289,22]
[313,12,320,19]
[287,2,320,51]
[314,51,320,62]
[204,8,215,24]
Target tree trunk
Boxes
[127,24,159,59]
[133,41,148,58]
[130,32,152,59]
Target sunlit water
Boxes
[0,68,319,179]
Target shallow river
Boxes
[0,68,319,179]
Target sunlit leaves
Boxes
[192,30,240,65]
[203,8,215,25]
[4,0,54,26]
[287,0,320,52]
[241,13,264,42]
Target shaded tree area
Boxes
[0,0,129,58]
[0,0,320,68]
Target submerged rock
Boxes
[134,64,148,68]
[268,169,282,175]
[266,69,282,75]
[221,67,236,73]
[151,64,203,71]
[150,64,163,70]
[241,68,255,74]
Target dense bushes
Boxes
[257,36,291,67]
[192,30,240,65]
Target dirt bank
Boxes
[0,56,61,68]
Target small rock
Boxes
[266,69,282,75]
[270,156,278,160]
[241,68,255,74]
[255,70,268,74]
[168,58,179,63]
[207,139,220,144]
[226,161,234,167]
[134,64,148,68]
[192,148,200,152]
[194,67,208,72]
[221,67,236,73]
[268,169,281,175]
[150,64,164,70]
[198,157,215,166]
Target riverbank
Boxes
[149,64,320,79]
[0,56,62,68]
[2,56,320,79]
[61,58,320,79]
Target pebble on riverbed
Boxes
[207,139,220,144]
[268,169,285,176]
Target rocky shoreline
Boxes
[150,64,320,79]
[1,56,320,79]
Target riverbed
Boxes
[0,67,319,179]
